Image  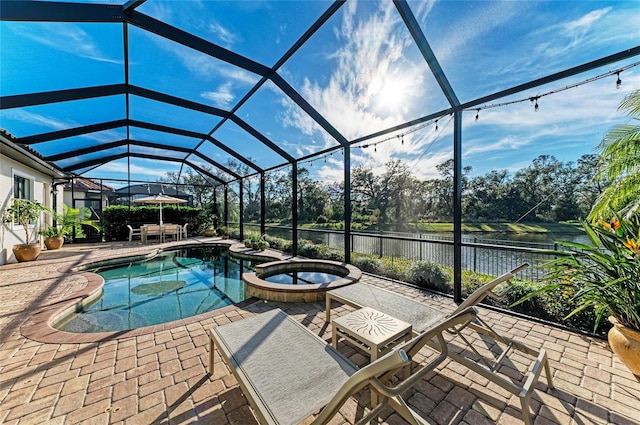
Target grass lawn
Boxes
[293,221,586,235]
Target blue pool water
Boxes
[57,246,260,333]
[264,271,345,285]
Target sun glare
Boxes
[375,76,410,112]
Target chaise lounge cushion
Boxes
[212,309,359,425]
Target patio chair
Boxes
[127,225,142,242]
[163,224,180,241]
[142,224,162,243]
[209,306,478,425]
[325,263,554,425]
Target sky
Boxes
[1,0,639,188]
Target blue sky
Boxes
[1,0,639,187]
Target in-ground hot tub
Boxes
[242,259,362,302]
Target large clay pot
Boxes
[203,228,216,237]
[12,244,41,262]
[608,317,640,378]
[44,236,64,250]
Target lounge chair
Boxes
[326,264,529,326]
[209,306,478,425]
[325,264,553,425]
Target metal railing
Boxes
[239,223,557,280]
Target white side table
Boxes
[332,307,412,405]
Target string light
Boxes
[401,135,404,145]
[467,61,638,116]
[475,109,480,121]
[435,120,438,131]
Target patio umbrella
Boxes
[133,194,187,225]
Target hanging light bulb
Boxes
[616,72,622,89]
[475,109,480,121]
[401,135,404,145]
[374,145,377,152]
[534,98,539,112]
[435,120,438,131]
[309,160,313,167]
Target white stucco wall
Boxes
[0,154,62,265]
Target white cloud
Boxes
[11,23,120,64]
[208,20,238,45]
[280,0,431,152]
[201,83,235,108]
[3,109,122,143]
[564,8,611,33]
[93,158,181,179]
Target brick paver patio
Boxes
[1,239,638,424]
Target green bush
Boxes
[407,261,449,292]
[102,205,201,241]
[350,256,383,274]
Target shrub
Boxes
[350,256,383,274]
[407,261,449,292]
[316,215,328,224]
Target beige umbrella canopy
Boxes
[134,194,187,225]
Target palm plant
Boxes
[40,204,100,238]
[590,89,640,219]
[516,214,640,332]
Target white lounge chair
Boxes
[209,307,478,425]
[325,264,553,425]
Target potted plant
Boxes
[518,215,640,377]
[201,213,219,237]
[1,199,49,262]
[40,204,100,250]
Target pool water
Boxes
[57,246,259,333]
[263,271,346,285]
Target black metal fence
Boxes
[241,223,556,281]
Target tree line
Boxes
[162,153,603,226]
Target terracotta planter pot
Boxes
[44,236,64,250]
[12,244,41,262]
[608,317,640,377]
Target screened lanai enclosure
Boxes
[1,1,639,301]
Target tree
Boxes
[590,89,640,219]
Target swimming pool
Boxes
[56,246,260,333]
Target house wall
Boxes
[63,191,110,210]
[0,155,62,265]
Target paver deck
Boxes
[1,239,638,424]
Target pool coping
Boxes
[242,259,362,302]
[20,240,280,343]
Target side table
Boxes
[332,307,412,404]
